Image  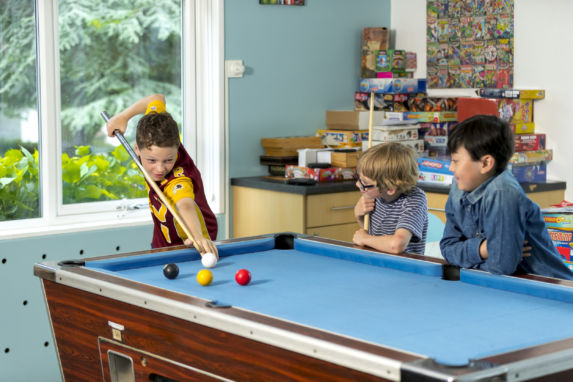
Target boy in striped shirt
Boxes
[353,142,428,255]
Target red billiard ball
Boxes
[235,269,251,286]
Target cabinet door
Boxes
[306,222,360,243]
[426,192,448,223]
[306,192,360,228]
[232,186,304,238]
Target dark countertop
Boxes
[231,176,566,196]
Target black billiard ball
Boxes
[163,263,179,279]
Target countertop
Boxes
[231,176,566,196]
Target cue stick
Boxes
[363,91,376,232]
[100,111,201,253]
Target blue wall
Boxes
[225,0,391,177]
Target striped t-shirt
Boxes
[369,186,428,255]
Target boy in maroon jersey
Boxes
[106,94,217,254]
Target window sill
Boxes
[0,210,152,240]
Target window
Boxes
[0,1,41,222]
[0,0,224,237]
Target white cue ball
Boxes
[201,252,217,268]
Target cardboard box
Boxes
[262,136,324,156]
[297,148,332,167]
[405,51,417,71]
[363,139,424,152]
[457,97,534,123]
[418,156,453,175]
[418,170,453,185]
[359,78,427,94]
[376,71,413,79]
[424,135,448,147]
[402,111,458,123]
[318,129,368,148]
[514,134,546,152]
[326,110,385,131]
[331,150,360,168]
[375,49,405,72]
[510,122,535,135]
[285,165,354,182]
[361,27,391,78]
[547,228,573,270]
[371,126,419,142]
[499,99,534,123]
[510,163,546,183]
[354,92,394,111]
[478,88,545,100]
[542,206,573,231]
[510,150,553,165]
[418,122,457,138]
[406,96,458,112]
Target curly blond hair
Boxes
[356,142,419,194]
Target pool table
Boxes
[35,233,573,381]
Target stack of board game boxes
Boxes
[458,89,550,183]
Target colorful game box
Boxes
[509,150,553,165]
[510,123,535,135]
[359,78,427,94]
[542,206,573,231]
[285,165,342,182]
[417,156,453,175]
[514,134,546,152]
[354,92,392,111]
[371,126,419,142]
[478,89,545,99]
[318,129,367,149]
[510,163,546,183]
[547,229,573,271]
[418,170,453,185]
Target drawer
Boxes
[306,191,360,227]
[306,222,359,243]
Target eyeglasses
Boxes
[356,177,376,191]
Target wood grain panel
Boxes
[232,186,304,238]
[42,280,389,382]
[306,191,359,227]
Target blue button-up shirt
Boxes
[440,169,573,280]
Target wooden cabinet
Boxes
[231,178,566,240]
[232,186,360,242]
[427,189,565,223]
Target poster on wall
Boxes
[427,0,514,89]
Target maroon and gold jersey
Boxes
[147,144,218,248]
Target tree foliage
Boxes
[0,145,147,221]
[0,0,182,145]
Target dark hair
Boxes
[136,112,180,150]
[447,114,514,174]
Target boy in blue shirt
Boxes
[440,114,573,280]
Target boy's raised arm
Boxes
[106,94,166,137]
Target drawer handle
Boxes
[428,207,445,212]
[331,205,354,211]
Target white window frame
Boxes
[0,0,225,239]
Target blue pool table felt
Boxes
[86,237,573,366]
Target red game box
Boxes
[514,134,546,152]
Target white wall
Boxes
[392,0,573,201]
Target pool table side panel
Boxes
[42,279,390,382]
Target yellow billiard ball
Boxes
[196,269,213,286]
